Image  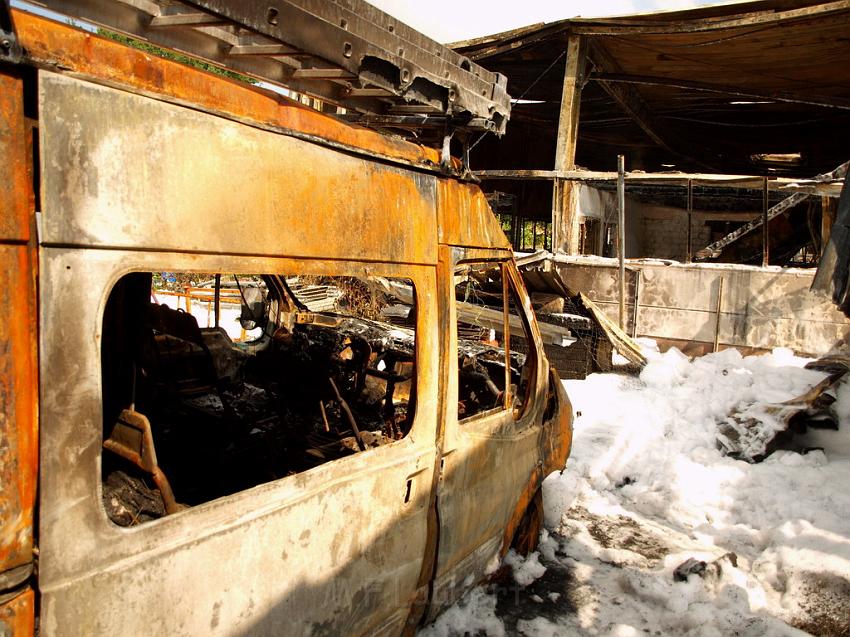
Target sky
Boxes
[367,0,751,43]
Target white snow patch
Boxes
[503,550,547,587]
[418,587,505,637]
[421,345,850,636]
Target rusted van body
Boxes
[0,11,572,635]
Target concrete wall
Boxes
[554,256,850,356]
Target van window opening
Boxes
[455,262,535,421]
[101,271,418,526]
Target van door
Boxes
[0,69,38,634]
[430,246,549,610]
[36,72,442,636]
[39,254,440,637]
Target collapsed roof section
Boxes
[453,0,850,177]
[25,0,511,138]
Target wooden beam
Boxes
[780,182,845,197]
[617,155,626,328]
[474,168,847,190]
[698,192,809,259]
[822,196,837,256]
[695,211,760,222]
[554,35,587,172]
[591,73,850,112]
[552,34,587,255]
[589,42,718,171]
[476,169,846,196]
[457,22,572,61]
[569,1,850,34]
[697,161,849,259]
[346,87,394,98]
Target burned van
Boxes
[0,7,572,636]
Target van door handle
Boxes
[403,468,427,505]
[439,448,457,475]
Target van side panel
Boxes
[436,180,511,250]
[0,588,35,637]
[429,250,549,615]
[38,250,439,636]
[36,71,442,635]
[0,70,38,633]
[38,72,438,265]
[0,71,31,243]
[0,245,37,574]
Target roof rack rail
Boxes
[27,0,511,135]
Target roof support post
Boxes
[822,196,836,257]
[554,34,586,172]
[552,33,586,254]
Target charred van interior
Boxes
[100,272,418,526]
[100,264,537,525]
[455,262,535,421]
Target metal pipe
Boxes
[686,179,693,263]
[596,211,605,256]
[502,264,512,410]
[617,155,626,329]
[318,400,330,433]
[631,270,641,339]
[713,276,725,352]
[214,273,221,328]
[328,377,366,451]
[762,176,769,266]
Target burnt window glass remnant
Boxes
[101,272,417,526]
[455,262,534,422]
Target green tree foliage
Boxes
[98,29,257,84]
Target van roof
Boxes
[23,10,511,258]
[15,9,452,175]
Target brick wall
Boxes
[640,214,712,261]
[575,185,726,261]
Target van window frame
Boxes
[98,260,427,530]
[454,258,538,425]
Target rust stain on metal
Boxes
[437,180,512,250]
[13,15,574,631]
[0,588,35,636]
[0,70,38,580]
[12,10,445,172]
[541,367,574,475]
[103,409,181,514]
[500,374,573,556]
[0,72,29,242]
[0,223,39,577]
[39,72,440,265]
[500,467,544,556]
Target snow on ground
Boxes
[420,344,850,636]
